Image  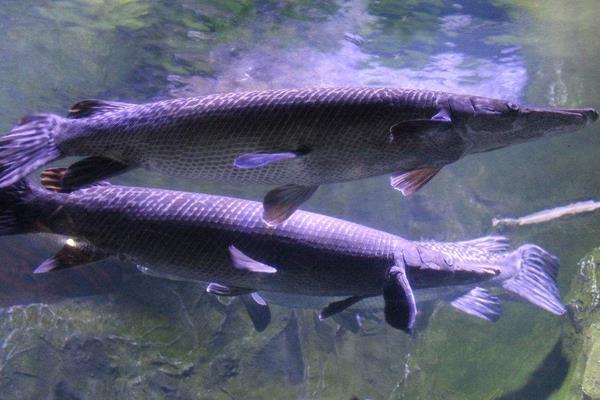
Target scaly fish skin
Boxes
[58,88,451,185]
[0,178,565,332]
[2,87,595,224]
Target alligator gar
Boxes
[0,87,596,224]
[0,173,566,332]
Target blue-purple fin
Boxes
[0,114,62,188]
[383,263,417,333]
[450,287,502,322]
[390,167,441,196]
[228,245,277,274]
[262,184,319,226]
[318,295,366,320]
[502,245,566,315]
[234,151,300,169]
[206,282,254,296]
[68,99,134,119]
[41,157,130,193]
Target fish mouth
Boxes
[554,107,599,122]
[523,107,598,124]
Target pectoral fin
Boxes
[450,287,502,322]
[390,167,441,196]
[389,119,452,143]
[206,282,254,296]
[33,239,107,273]
[229,245,277,273]
[383,262,417,333]
[41,156,130,192]
[241,292,271,332]
[234,151,302,169]
[263,184,319,226]
[318,295,366,320]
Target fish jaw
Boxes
[452,95,598,153]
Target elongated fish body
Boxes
[1,178,565,332]
[2,87,596,224]
[49,88,455,185]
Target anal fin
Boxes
[68,99,134,119]
[41,156,130,192]
[390,167,441,196]
[34,239,107,273]
[450,287,502,322]
[263,184,319,226]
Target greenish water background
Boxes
[0,1,599,399]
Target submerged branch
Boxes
[492,200,600,228]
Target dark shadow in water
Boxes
[496,339,569,400]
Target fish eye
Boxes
[506,102,520,112]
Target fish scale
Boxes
[26,182,458,295]
[58,87,440,185]
[0,179,567,331]
[1,87,595,225]
[17,181,531,295]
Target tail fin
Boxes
[0,179,36,235]
[0,114,63,188]
[502,245,566,315]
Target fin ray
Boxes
[263,184,319,225]
[41,157,130,192]
[390,167,441,196]
[450,287,502,322]
[0,114,62,188]
[502,245,566,315]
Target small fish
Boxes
[0,175,566,333]
[0,88,596,224]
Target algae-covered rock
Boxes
[582,324,600,399]
[550,248,600,400]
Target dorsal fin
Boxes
[455,236,511,253]
[67,99,134,119]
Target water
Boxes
[0,1,599,399]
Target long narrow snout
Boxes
[522,106,598,127]
[509,105,599,142]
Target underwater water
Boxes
[1,0,600,399]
